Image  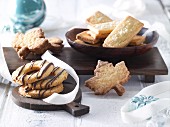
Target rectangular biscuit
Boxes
[75,39,102,47]
[129,35,146,46]
[87,21,118,39]
[86,11,112,25]
[76,31,100,44]
[87,30,109,39]
[103,16,144,48]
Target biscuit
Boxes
[12,28,64,59]
[75,39,102,47]
[12,33,25,52]
[24,67,68,90]
[23,28,50,54]
[103,16,144,48]
[17,46,30,59]
[12,60,55,85]
[12,60,69,99]
[48,37,63,45]
[48,37,64,54]
[28,38,50,54]
[129,35,146,46]
[85,60,130,96]
[87,31,109,39]
[76,31,100,44]
[19,84,64,99]
[87,20,118,39]
[86,11,112,25]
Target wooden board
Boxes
[12,81,89,117]
[3,47,168,82]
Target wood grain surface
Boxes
[3,47,168,76]
[12,81,89,116]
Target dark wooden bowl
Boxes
[65,28,159,58]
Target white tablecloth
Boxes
[0,0,170,127]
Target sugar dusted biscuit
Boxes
[86,11,112,25]
[87,20,118,39]
[129,35,146,46]
[85,60,130,96]
[103,16,144,48]
[76,31,100,44]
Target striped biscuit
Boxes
[19,84,64,99]
[103,16,144,48]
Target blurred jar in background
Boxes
[8,0,46,33]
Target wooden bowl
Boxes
[65,28,159,58]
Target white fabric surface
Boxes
[0,0,170,127]
[121,81,170,123]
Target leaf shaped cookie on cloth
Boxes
[85,60,130,96]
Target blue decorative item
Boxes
[146,107,170,127]
[131,95,159,109]
[8,0,46,33]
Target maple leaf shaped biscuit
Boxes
[85,60,130,96]
[12,28,64,59]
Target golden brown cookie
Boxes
[19,84,64,99]
[76,31,100,44]
[74,39,102,47]
[24,27,45,39]
[129,35,146,46]
[12,60,55,85]
[48,37,64,54]
[103,16,144,48]
[23,28,50,54]
[12,28,64,59]
[48,37,63,44]
[12,60,69,99]
[87,20,118,39]
[85,60,130,96]
[28,38,50,54]
[24,67,68,90]
[86,11,113,25]
[12,32,25,52]
[17,46,30,59]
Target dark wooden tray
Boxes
[12,81,89,116]
[3,47,168,83]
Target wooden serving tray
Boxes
[12,82,89,116]
[3,47,168,83]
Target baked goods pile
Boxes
[76,11,145,47]
[85,60,130,96]
[12,60,68,99]
[12,28,63,59]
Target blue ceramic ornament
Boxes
[8,0,46,33]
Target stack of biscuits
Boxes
[76,11,146,48]
[12,60,68,99]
